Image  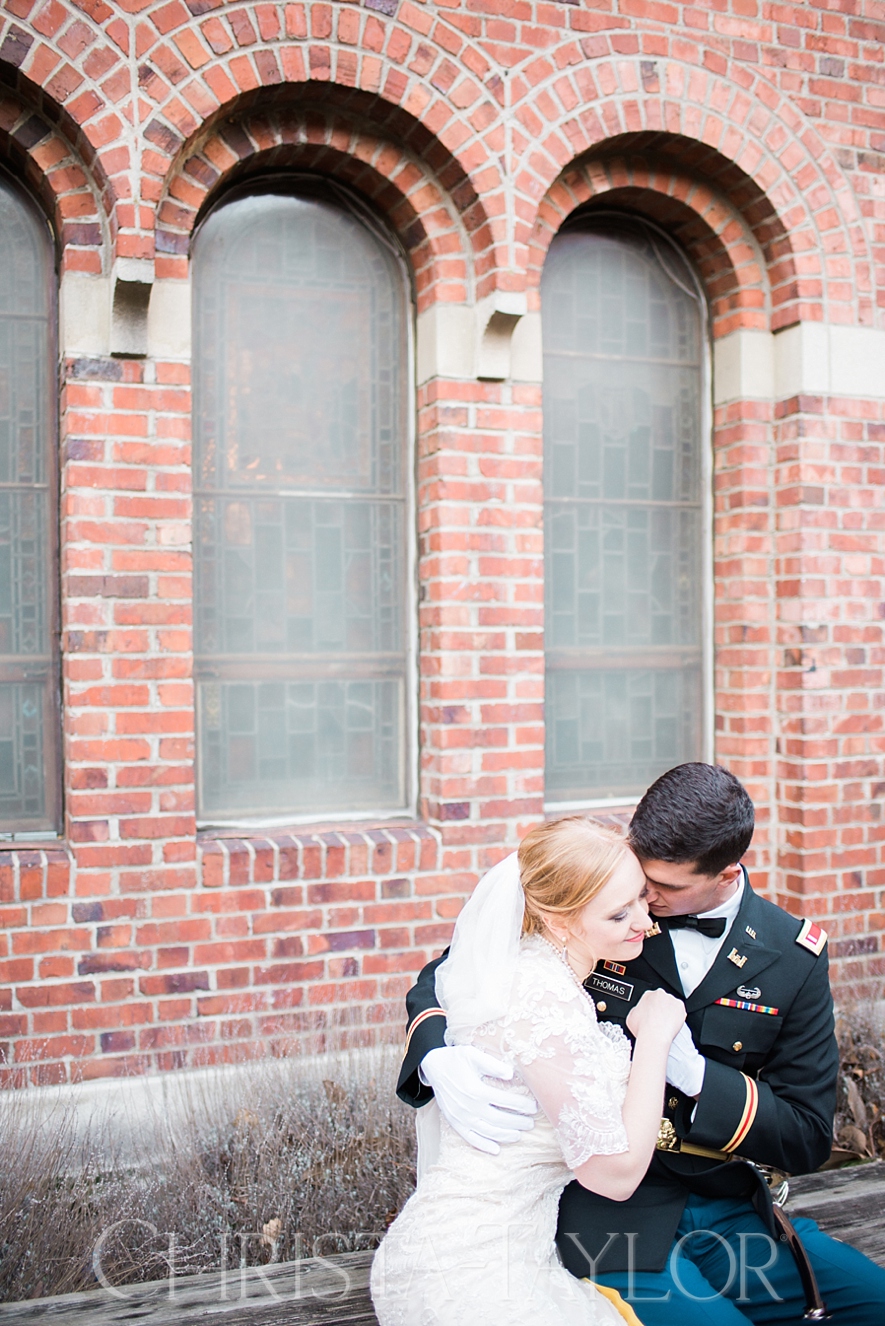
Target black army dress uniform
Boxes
[397,868,838,1274]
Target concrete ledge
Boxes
[0,1046,391,1159]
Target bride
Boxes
[370,817,686,1326]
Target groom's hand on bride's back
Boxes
[420,1046,539,1155]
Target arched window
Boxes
[542,217,708,805]
[193,180,412,822]
[0,174,59,834]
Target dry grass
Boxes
[0,1047,416,1302]
[834,1004,885,1164]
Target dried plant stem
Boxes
[0,1046,416,1302]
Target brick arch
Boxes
[1,0,509,275]
[0,67,110,269]
[528,154,769,341]
[126,6,509,288]
[155,91,482,310]
[509,57,873,331]
[0,0,133,258]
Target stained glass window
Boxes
[0,175,59,833]
[542,219,706,803]
[193,183,411,821]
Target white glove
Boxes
[420,1045,538,1155]
[666,1022,706,1098]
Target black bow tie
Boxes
[656,914,728,939]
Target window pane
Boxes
[543,224,705,801]
[193,189,409,819]
[0,178,58,831]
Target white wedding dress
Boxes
[371,935,632,1325]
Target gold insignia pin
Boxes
[745,926,756,939]
[646,921,662,937]
[728,948,748,968]
[656,1118,679,1152]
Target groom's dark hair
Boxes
[628,763,754,876]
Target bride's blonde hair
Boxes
[518,816,630,937]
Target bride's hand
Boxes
[626,989,686,1043]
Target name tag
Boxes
[586,972,634,1002]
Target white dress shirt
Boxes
[670,874,745,997]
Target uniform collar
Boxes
[638,868,746,993]
[684,873,781,1013]
[695,874,744,924]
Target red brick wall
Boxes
[0,0,882,1084]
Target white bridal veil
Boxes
[436,850,524,1044]
[415,851,525,1178]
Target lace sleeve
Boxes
[494,940,631,1170]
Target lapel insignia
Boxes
[646,921,661,937]
[745,926,757,939]
[736,985,761,1000]
[602,961,627,975]
[727,948,748,968]
[796,919,827,956]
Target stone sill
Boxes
[197,821,441,888]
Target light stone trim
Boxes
[824,326,885,399]
[474,291,527,381]
[57,275,885,399]
[59,273,111,356]
[712,329,774,403]
[60,274,193,361]
[415,304,474,382]
[714,325,885,404]
[109,257,155,358]
[510,310,543,382]
[147,279,192,359]
[416,298,541,384]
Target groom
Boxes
[397,763,885,1322]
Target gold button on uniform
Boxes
[668,1096,679,1110]
[596,1001,607,1012]
[732,1041,743,1052]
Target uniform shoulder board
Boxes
[796,919,827,956]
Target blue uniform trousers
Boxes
[594,1194,885,1324]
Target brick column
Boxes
[774,393,885,998]
[61,353,196,1074]
[713,392,777,899]
[417,372,545,876]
